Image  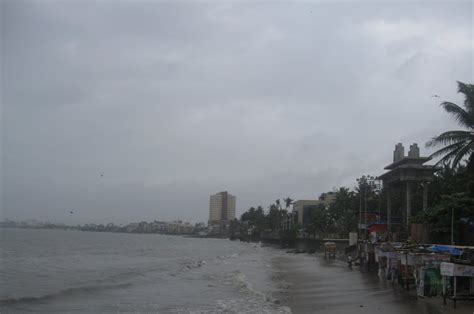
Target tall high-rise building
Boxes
[208,191,236,229]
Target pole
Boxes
[451,207,454,245]
[359,188,362,240]
[378,181,381,219]
[387,186,391,240]
[406,182,411,228]
[364,183,368,224]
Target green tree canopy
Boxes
[427,81,474,171]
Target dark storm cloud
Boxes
[1,0,472,224]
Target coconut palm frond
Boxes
[451,141,474,169]
[457,81,474,113]
[433,143,466,167]
[426,130,472,147]
[427,81,474,172]
[440,102,474,129]
[429,141,466,160]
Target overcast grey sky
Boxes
[1,0,473,224]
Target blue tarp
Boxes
[428,245,462,256]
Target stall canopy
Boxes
[428,245,462,256]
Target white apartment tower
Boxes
[209,191,236,227]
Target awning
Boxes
[428,245,462,256]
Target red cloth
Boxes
[368,224,387,233]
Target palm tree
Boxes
[283,197,293,210]
[427,81,474,171]
[275,199,281,210]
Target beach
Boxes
[273,252,473,314]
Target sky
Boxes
[1,0,473,225]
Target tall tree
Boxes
[412,192,474,245]
[267,203,281,231]
[275,199,281,210]
[240,206,266,239]
[283,197,293,210]
[427,81,474,171]
[429,163,471,204]
[355,175,380,216]
[309,204,331,239]
[328,187,357,237]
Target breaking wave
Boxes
[0,282,132,306]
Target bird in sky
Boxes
[69,210,74,214]
[432,95,440,98]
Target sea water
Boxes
[0,228,291,313]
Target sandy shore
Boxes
[272,253,473,314]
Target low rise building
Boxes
[293,192,336,229]
[293,200,322,228]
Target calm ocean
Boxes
[0,228,290,313]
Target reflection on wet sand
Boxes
[273,254,472,314]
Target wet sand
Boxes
[273,254,473,314]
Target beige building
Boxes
[293,192,336,227]
[293,200,322,226]
[208,191,236,229]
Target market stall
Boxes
[440,262,474,308]
[415,254,450,297]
